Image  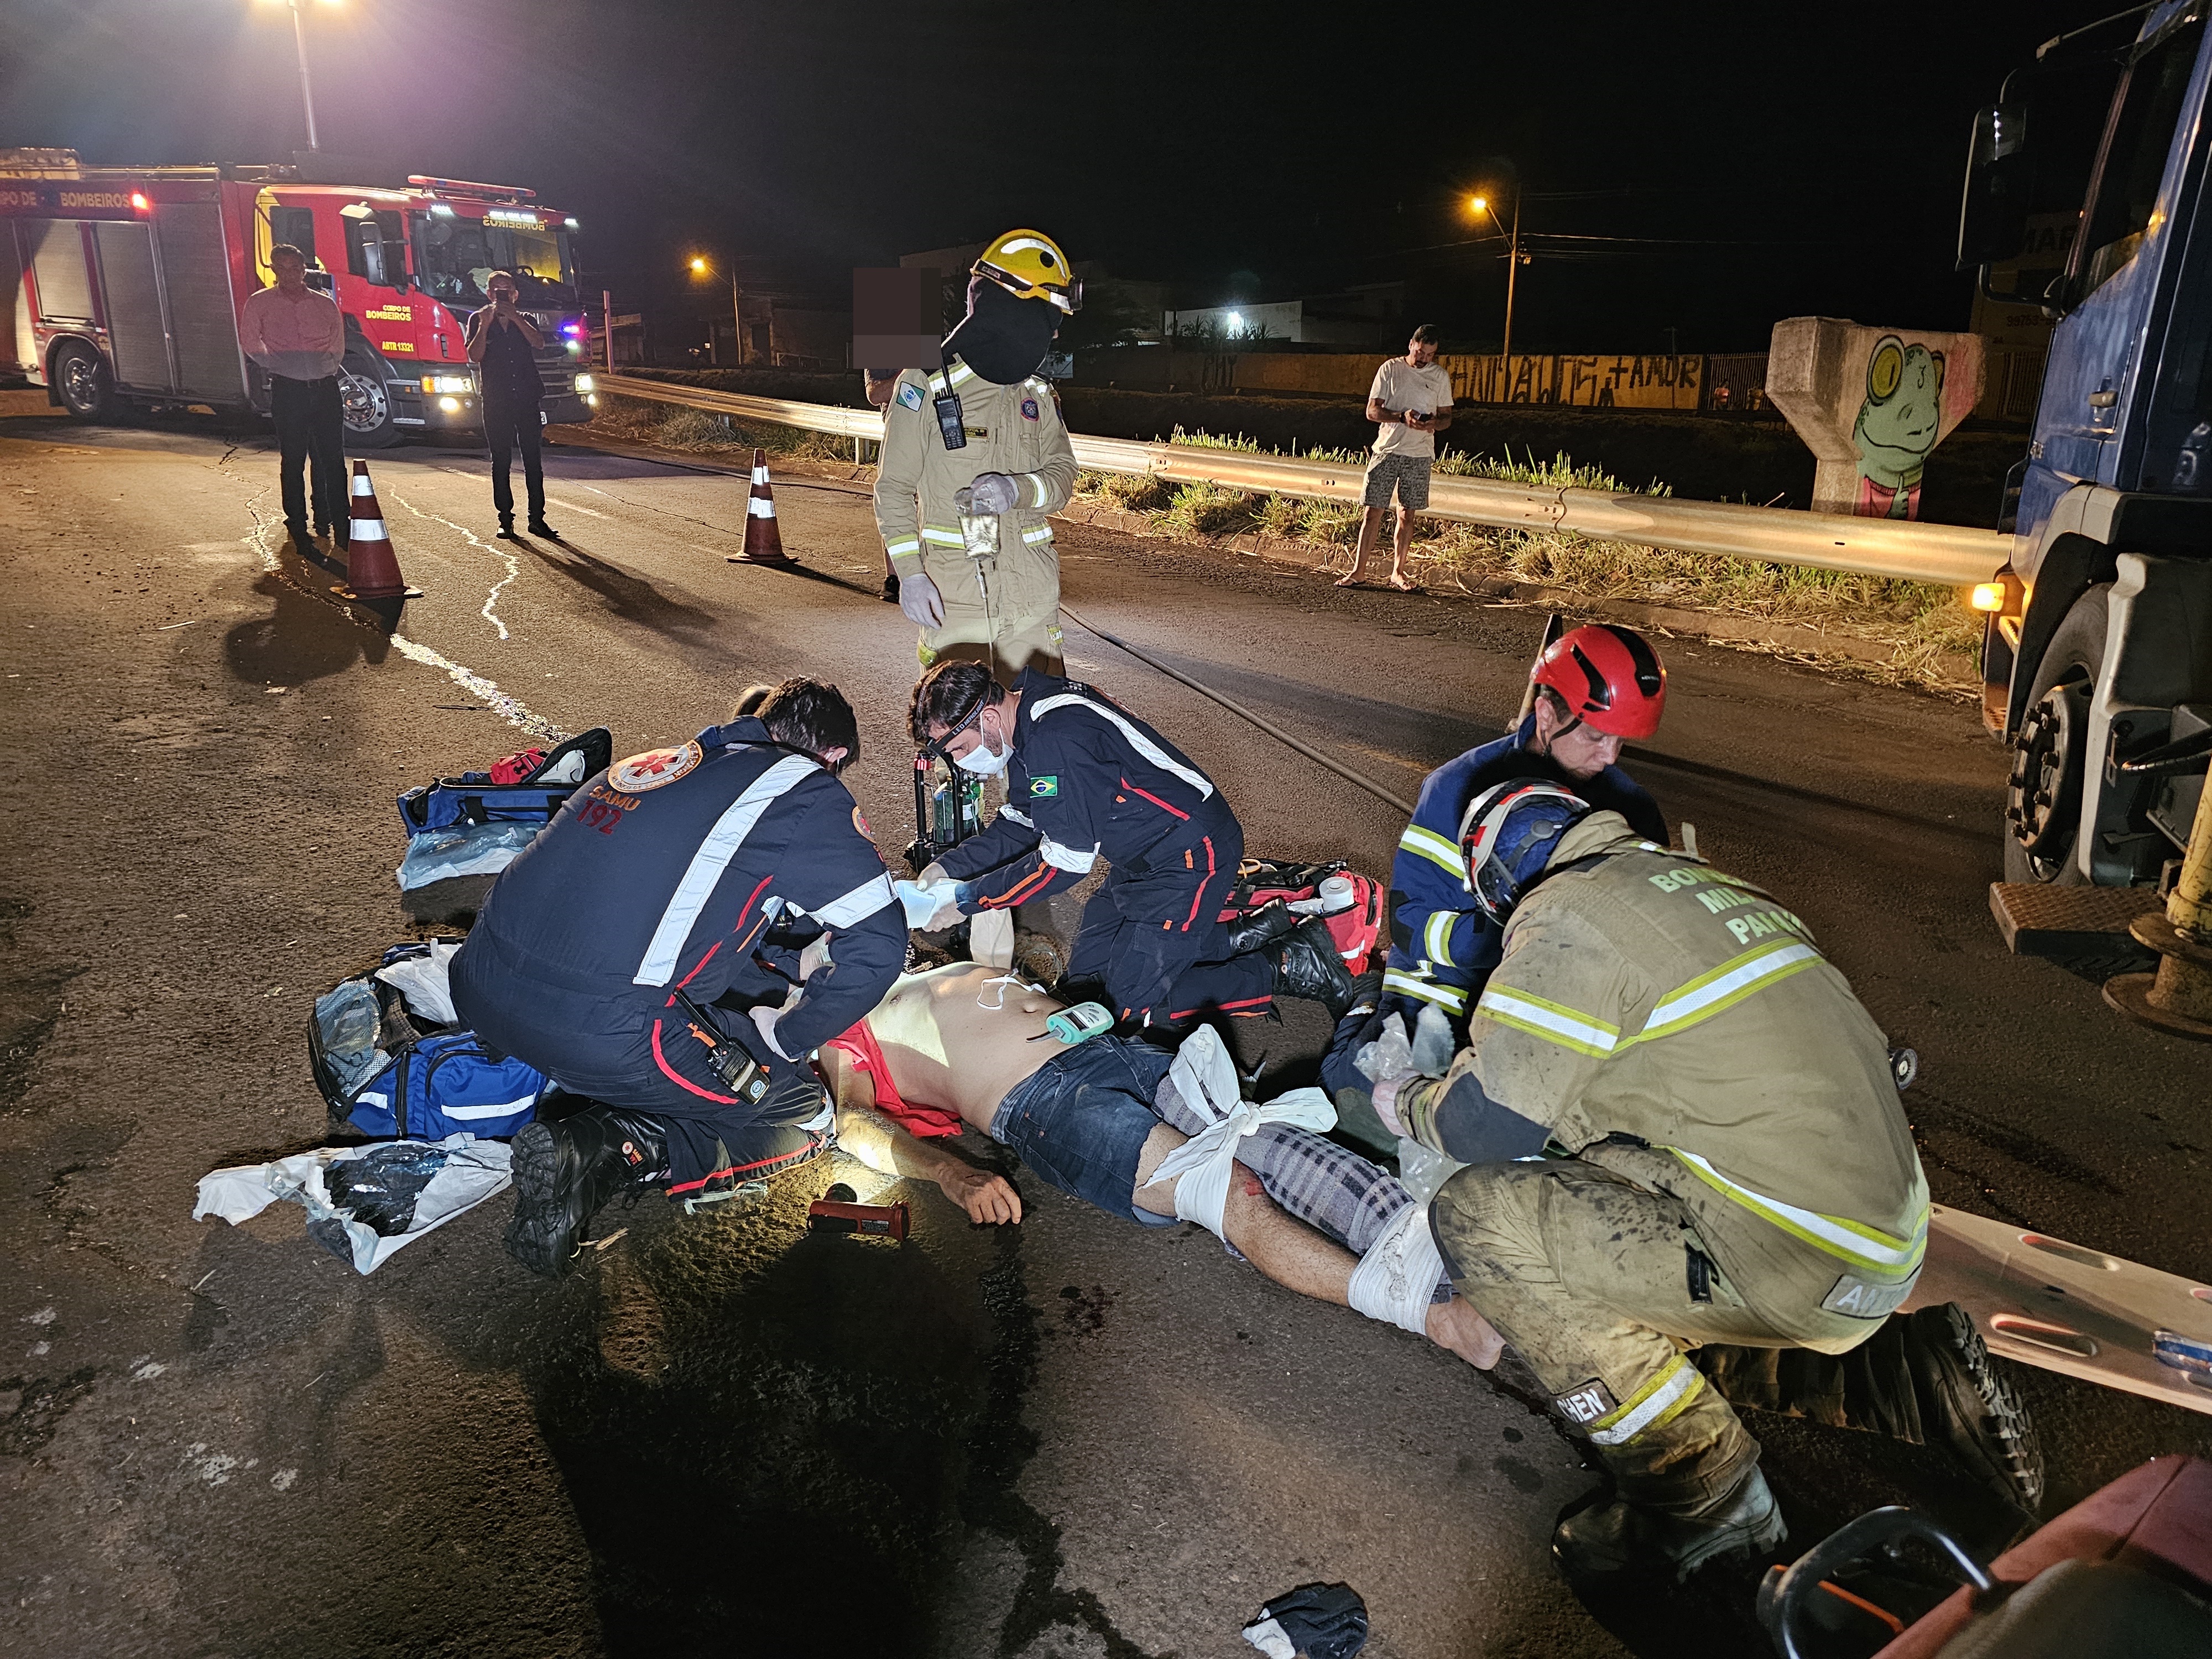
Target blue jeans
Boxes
[990,1037,1181,1227]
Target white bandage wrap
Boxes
[1142,1028,1335,1240]
[1346,1197,1449,1336]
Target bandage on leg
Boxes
[1142,1026,1334,1240]
[1347,1196,1449,1335]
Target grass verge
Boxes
[593,394,860,464]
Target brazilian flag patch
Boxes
[1031,775,1059,797]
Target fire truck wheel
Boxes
[52,341,113,422]
[2002,583,2107,886]
[338,352,401,450]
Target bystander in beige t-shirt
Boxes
[1369,357,1455,459]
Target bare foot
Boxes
[1425,1296,1505,1369]
[1387,572,1417,592]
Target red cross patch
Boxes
[608,740,703,794]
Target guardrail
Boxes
[591,372,2012,588]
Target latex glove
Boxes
[916,861,951,889]
[749,1003,795,1061]
[899,570,945,628]
[796,933,833,982]
[1354,1011,1416,1088]
[966,471,1021,515]
[894,879,962,931]
[1411,1001,1457,1077]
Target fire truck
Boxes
[0,148,598,447]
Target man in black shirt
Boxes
[466,269,556,540]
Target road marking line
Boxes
[543,496,609,519]
[388,487,519,641]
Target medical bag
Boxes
[308,942,547,1140]
[1220,858,1384,970]
[394,726,613,835]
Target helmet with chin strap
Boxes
[1459,779,1595,925]
[1530,624,1666,740]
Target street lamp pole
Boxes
[282,0,321,152]
[1502,191,1521,365]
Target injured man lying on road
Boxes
[818,961,1504,1370]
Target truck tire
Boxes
[2002,583,2109,885]
[338,351,402,450]
[52,340,114,422]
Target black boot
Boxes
[526,518,560,540]
[1225,897,1301,956]
[1905,1302,2044,1514]
[495,517,519,541]
[880,571,900,604]
[506,1104,667,1278]
[1270,916,1357,1019]
[1554,1463,1787,1585]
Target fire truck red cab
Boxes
[0,148,598,447]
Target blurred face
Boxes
[488,275,517,305]
[1408,335,1438,366]
[1532,697,1623,779]
[271,252,306,291]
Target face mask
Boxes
[954,735,1009,776]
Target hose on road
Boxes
[1057,604,1416,817]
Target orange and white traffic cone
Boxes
[729,448,791,564]
[333,460,421,601]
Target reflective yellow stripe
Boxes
[1667,1149,1928,1277]
[1423,909,1458,969]
[884,536,921,557]
[1628,940,1823,1045]
[1587,1354,1704,1446]
[1476,985,1619,1058]
[1024,471,1049,507]
[1383,971,1466,1013]
[920,525,963,547]
[1020,523,1055,544]
[1399,824,1464,879]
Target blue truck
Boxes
[1961,1,2212,918]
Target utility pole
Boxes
[731,269,743,367]
[603,287,615,369]
[1501,190,1521,366]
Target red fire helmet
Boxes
[1529,624,1667,740]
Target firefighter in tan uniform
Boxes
[874,230,1081,679]
[1365,780,1937,1583]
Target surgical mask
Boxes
[954,735,1009,776]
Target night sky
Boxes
[3,2,2100,352]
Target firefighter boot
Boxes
[1225,897,1301,956]
[1904,1302,2044,1514]
[1553,1381,1786,1585]
[1269,916,1357,1019]
[506,1104,668,1278]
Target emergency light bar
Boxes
[406,175,535,203]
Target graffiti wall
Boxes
[1441,353,1702,410]
[1765,317,1985,520]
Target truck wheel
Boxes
[52,341,114,422]
[338,353,401,449]
[2002,583,2109,884]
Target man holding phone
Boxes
[466,270,556,540]
[1338,324,1454,591]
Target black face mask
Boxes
[941,276,1059,386]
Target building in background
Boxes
[1164,281,1405,348]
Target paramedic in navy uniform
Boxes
[452,679,906,1276]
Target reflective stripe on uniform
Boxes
[1423,909,1459,969]
[1475,985,1619,1058]
[633,754,819,987]
[884,536,921,558]
[1029,692,1215,799]
[920,525,963,547]
[1399,823,1464,880]
[1668,1149,1928,1277]
[1587,1354,1705,1446]
[998,804,1033,827]
[1022,472,1050,508]
[811,872,896,928]
[1020,523,1054,544]
[1383,971,1467,1014]
[1040,836,1100,873]
[1629,940,1823,1045]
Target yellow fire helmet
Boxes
[974,229,1082,314]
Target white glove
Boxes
[899,570,944,628]
[749,1003,795,1061]
[916,861,951,889]
[894,879,962,932]
[966,471,1022,515]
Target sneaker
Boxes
[495,519,519,541]
[1554,1464,1787,1585]
[1907,1302,2045,1514]
[526,519,560,540]
[1270,916,1358,1019]
[505,1105,667,1278]
[880,572,900,604]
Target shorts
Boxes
[1363,451,1432,511]
[989,1036,1180,1227]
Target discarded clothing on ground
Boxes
[193,1134,512,1274]
[1242,1581,1369,1659]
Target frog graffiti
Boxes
[1851,336,1944,520]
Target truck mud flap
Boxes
[1908,1204,2212,1416]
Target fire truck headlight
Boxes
[438,395,463,414]
[574,374,596,393]
[420,373,473,395]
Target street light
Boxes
[1469,190,1525,364]
[686,253,744,366]
[258,0,343,153]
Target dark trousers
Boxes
[484,394,545,525]
[1063,822,1274,1025]
[270,374,346,538]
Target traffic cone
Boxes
[729,448,791,564]
[333,460,421,601]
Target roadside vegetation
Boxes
[593,394,858,464]
[1074,429,1981,694]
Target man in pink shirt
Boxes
[239,244,348,549]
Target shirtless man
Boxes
[816,962,1504,1368]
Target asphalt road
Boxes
[2,396,2208,1659]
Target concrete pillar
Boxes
[1765,317,1986,519]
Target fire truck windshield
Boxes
[410,211,577,307]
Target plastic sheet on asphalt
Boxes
[193,1133,512,1274]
